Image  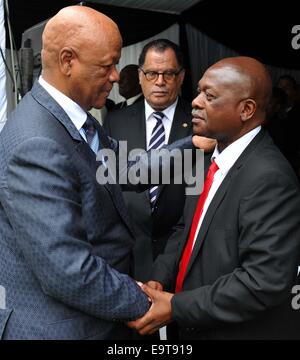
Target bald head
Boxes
[42,6,121,73]
[192,56,272,150]
[208,56,272,113]
[40,6,122,111]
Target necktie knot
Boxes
[153,111,164,123]
[208,160,219,177]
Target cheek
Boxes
[141,82,151,96]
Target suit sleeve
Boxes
[4,137,150,321]
[172,170,300,328]
[115,136,194,192]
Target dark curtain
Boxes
[183,0,300,70]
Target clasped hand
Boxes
[127,281,174,335]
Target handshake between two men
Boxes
[127,281,173,336]
[126,135,218,336]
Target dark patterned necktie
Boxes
[148,112,165,212]
[82,114,96,147]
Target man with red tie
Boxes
[127,56,300,339]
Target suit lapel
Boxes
[31,81,135,237]
[31,81,82,142]
[168,98,193,144]
[93,116,136,236]
[126,102,149,204]
[128,101,147,151]
[155,98,192,204]
[183,129,267,280]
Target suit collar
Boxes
[144,97,178,123]
[212,126,261,176]
[31,81,83,142]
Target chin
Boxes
[93,100,106,110]
[193,123,206,136]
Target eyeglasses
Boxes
[139,67,183,82]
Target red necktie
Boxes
[175,160,219,293]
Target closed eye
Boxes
[196,88,216,101]
[205,92,216,101]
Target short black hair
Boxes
[138,39,184,69]
[271,86,288,107]
[277,74,298,89]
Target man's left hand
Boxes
[127,284,174,335]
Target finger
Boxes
[141,284,157,300]
[131,312,157,332]
[138,321,164,335]
[146,281,163,291]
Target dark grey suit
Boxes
[104,98,192,282]
[152,129,300,339]
[0,81,190,339]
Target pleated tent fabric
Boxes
[0,0,7,132]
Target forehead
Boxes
[199,66,246,90]
[143,48,179,68]
[91,34,122,63]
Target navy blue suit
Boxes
[0,82,152,339]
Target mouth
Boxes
[192,115,205,124]
[152,91,168,97]
[103,90,111,97]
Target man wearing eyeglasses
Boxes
[104,39,215,288]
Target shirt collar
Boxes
[145,97,178,122]
[38,76,87,130]
[126,93,142,106]
[211,126,261,175]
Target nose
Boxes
[192,92,204,109]
[109,65,120,83]
[155,73,166,86]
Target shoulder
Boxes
[104,100,144,124]
[176,97,192,116]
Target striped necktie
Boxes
[148,111,165,212]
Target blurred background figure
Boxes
[89,97,115,125]
[105,39,192,286]
[264,86,288,153]
[114,64,143,109]
[276,75,300,179]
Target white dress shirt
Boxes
[144,98,178,149]
[191,126,261,249]
[126,93,142,106]
[38,76,99,153]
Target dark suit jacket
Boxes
[152,129,300,339]
[112,94,144,111]
[0,81,152,340]
[104,98,193,282]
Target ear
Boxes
[138,68,143,85]
[59,47,75,76]
[178,69,185,85]
[240,98,256,122]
